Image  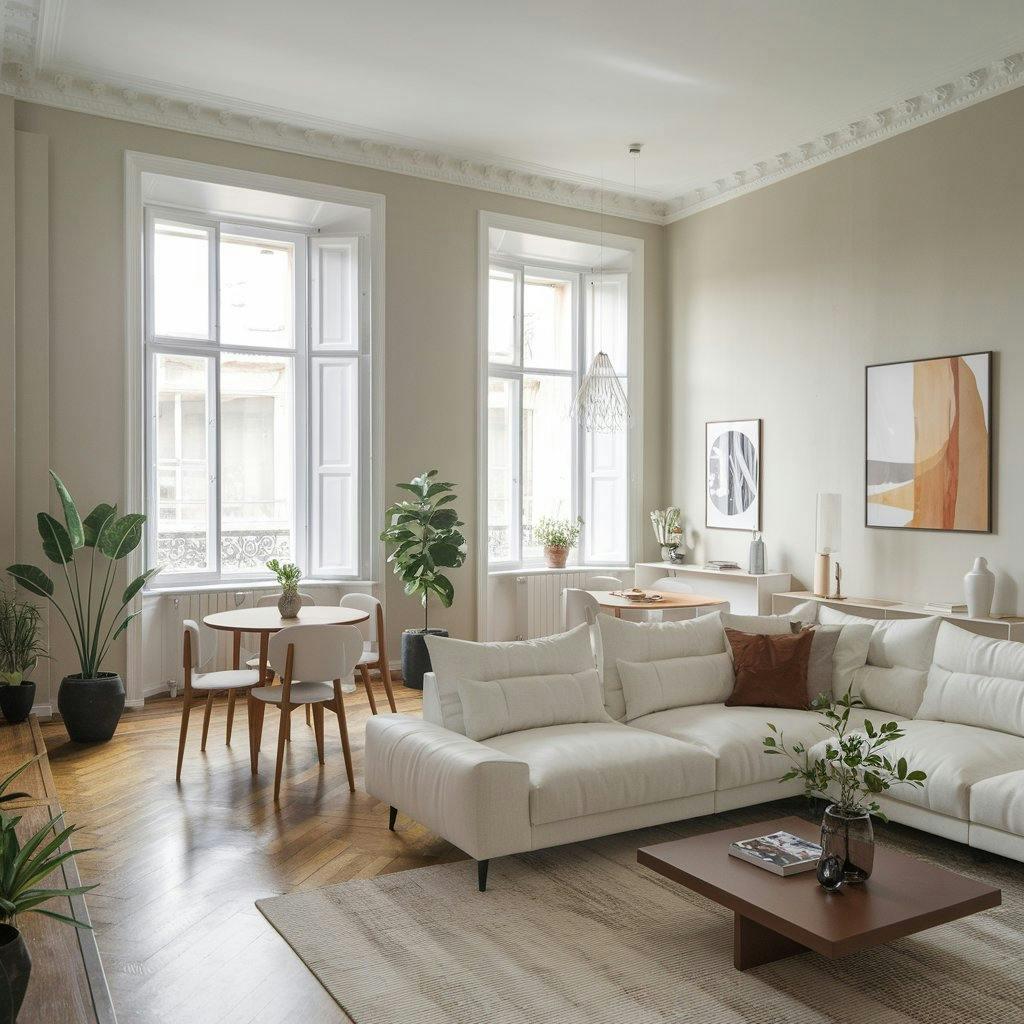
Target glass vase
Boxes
[819,804,874,885]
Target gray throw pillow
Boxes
[807,625,842,704]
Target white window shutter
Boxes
[310,357,359,576]
[311,237,359,350]
[583,273,629,564]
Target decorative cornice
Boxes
[2,0,1023,227]
[664,52,1024,222]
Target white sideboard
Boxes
[634,562,792,615]
[772,591,1024,642]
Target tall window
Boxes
[144,208,367,582]
[487,261,629,567]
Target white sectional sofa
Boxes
[364,606,1024,889]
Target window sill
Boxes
[143,578,378,597]
[488,564,630,579]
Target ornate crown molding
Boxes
[663,52,1024,222]
[2,0,1023,227]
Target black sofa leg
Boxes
[477,859,489,892]
[388,806,398,831]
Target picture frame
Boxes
[705,419,762,531]
[865,351,992,533]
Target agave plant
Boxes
[6,471,161,680]
[380,471,466,631]
[0,756,94,929]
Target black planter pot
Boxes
[0,923,31,1021]
[58,673,125,743]
[401,629,448,690]
[0,682,36,725]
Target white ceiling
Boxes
[9,1,1024,218]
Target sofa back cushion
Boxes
[596,613,728,721]
[617,653,734,720]
[456,668,608,741]
[817,607,941,715]
[719,611,796,635]
[425,625,595,735]
[916,621,1024,738]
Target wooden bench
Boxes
[0,717,115,1023]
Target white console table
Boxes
[634,562,792,615]
[772,591,1024,642]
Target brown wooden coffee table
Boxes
[638,816,1001,971]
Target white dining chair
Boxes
[563,588,600,630]
[340,594,398,713]
[586,575,624,590]
[177,620,261,781]
[249,623,365,800]
[246,592,316,670]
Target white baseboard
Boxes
[31,703,53,720]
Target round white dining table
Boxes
[203,605,370,688]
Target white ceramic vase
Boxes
[964,556,995,619]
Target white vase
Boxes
[964,557,995,619]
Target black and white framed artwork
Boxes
[705,419,762,531]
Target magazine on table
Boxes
[728,830,822,876]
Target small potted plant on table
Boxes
[534,516,583,568]
[764,690,927,888]
[0,589,47,724]
[6,471,161,743]
[380,470,466,689]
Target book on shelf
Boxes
[704,560,741,571]
[925,601,968,614]
[728,831,822,876]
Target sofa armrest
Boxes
[364,714,533,860]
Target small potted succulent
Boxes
[266,559,303,618]
[764,690,927,888]
[0,589,48,724]
[380,471,467,689]
[0,755,95,1020]
[7,471,161,743]
[534,516,583,568]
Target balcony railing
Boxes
[157,528,291,572]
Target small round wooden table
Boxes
[203,605,370,686]
[587,590,729,617]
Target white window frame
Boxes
[476,212,644,639]
[143,205,310,586]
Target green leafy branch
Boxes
[763,690,927,821]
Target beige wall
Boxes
[6,101,666,693]
[667,86,1024,613]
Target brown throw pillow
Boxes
[724,627,815,710]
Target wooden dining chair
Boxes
[177,620,261,781]
[248,624,364,800]
[340,594,397,713]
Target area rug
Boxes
[256,801,1023,1024]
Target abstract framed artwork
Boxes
[865,351,992,532]
[706,419,762,531]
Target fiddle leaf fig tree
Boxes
[380,471,467,631]
[6,471,162,680]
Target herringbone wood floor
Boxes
[41,681,463,1024]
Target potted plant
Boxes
[380,470,466,689]
[266,559,303,618]
[0,590,47,725]
[764,690,927,887]
[6,471,161,743]
[0,755,95,1020]
[534,516,583,568]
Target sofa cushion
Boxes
[425,626,595,735]
[457,668,609,742]
[724,628,814,710]
[719,611,796,634]
[617,653,734,721]
[917,622,1024,738]
[811,719,1024,819]
[969,770,1024,835]
[596,613,728,721]
[629,704,829,791]
[851,664,932,720]
[483,722,715,826]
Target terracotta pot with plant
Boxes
[7,471,162,743]
[0,590,48,725]
[534,516,583,568]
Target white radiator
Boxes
[515,572,592,640]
